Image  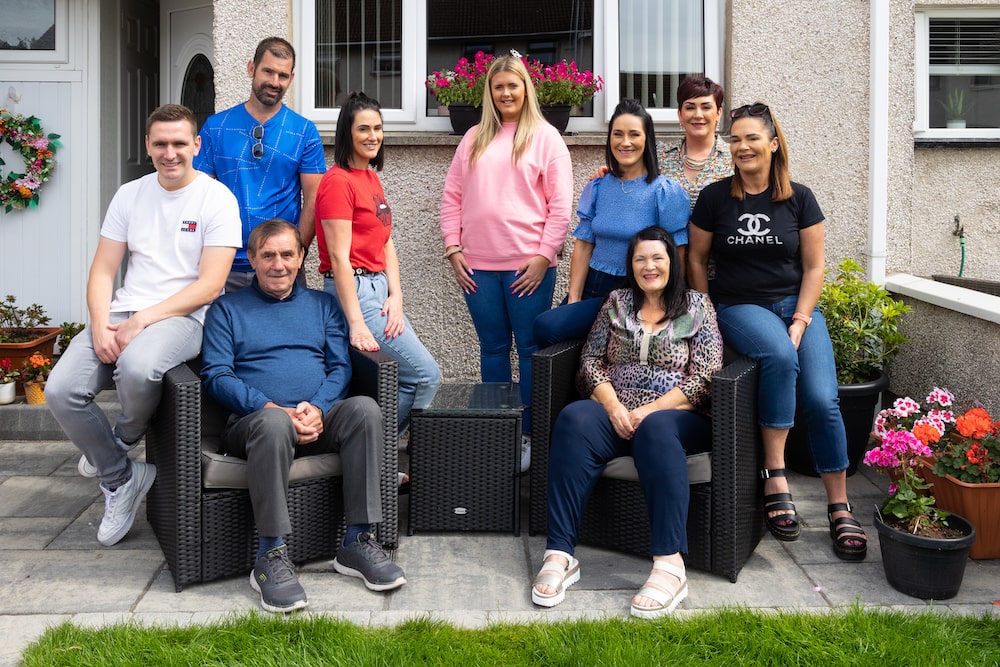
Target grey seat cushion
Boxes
[200,437,342,489]
[602,452,712,485]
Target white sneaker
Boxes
[97,460,156,546]
[520,435,531,473]
[78,434,141,478]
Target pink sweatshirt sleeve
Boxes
[439,133,474,249]
[535,128,573,263]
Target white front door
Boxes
[161,0,214,124]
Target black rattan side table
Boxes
[407,383,523,535]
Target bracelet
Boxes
[792,312,812,327]
[443,245,463,259]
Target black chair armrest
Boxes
[146,360,204,591]
[529,340,584,535]
[708,353,764,581]
[348,347,400,548]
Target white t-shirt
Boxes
[101,172,242,323]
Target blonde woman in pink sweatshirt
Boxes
[440,55,573,468]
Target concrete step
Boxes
[0,390,120,440]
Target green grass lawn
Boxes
[21,606,1000,666]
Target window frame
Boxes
[915,8,1000,140]
[0,0,68,65]
[294,0,725,132]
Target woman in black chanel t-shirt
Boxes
[687,103,867,562]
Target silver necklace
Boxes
[681,141,716,172]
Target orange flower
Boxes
[956,407,992,439]
[28,352,50,368]
[911,422,941,445]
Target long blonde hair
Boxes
[468,55,544,166]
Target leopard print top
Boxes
[577,288,723,412]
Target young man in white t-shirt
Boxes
[46,104,242,547]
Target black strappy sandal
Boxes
[761,468,801,541]
[828,502,867,561]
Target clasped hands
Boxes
[267,401,324,445]
[605,402,656,440]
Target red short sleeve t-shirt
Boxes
[314,165,392,274]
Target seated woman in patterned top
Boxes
[531,226,724,618]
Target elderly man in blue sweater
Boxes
[200,218,405,613]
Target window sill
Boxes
[886,273,1000,325]
[318,131,612,147]
[914,137,1000,149]
[318,130,688,147]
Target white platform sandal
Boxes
[629,559,688,618]
[531,549,581,608]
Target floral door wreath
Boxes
[0,108,61,213]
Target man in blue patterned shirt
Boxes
[195,37,326,292]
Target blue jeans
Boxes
[45,314,203,489]
[716,295,848,473]
[533,269,625,347]
[324,274,440,434]
[463,267,556,434]
[546,400,711,556]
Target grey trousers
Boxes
[45,314,203,489]
[221,396,384,537]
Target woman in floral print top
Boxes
[655,76,732,211]
[531,226,723,619]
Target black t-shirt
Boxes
[691,178,824,304]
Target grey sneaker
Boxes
[249,545,308,613]
[334,532,406,591]
[78,434,141,478]
[97,460,155,546]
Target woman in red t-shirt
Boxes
[315,92,440,433]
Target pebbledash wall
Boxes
[208,0,1000,404]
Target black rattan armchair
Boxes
[530,340,764,583]
[145,348,399,592]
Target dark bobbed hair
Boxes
[675,76,724,109]
[624,226,688,322]
[145,103,197,137]
[253,37,295,70]
[247,218,302,257]
[606,99,658,184]
[333,92,385,171]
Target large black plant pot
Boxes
[785,371,889,477]
[874,509,975,600]
[447,103,480,136]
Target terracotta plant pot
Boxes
[0,327,60,396]
[920,463,1000,560]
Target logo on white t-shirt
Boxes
[181,220,198,233]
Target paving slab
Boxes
[2,434,999,666]
[0,549,164,614]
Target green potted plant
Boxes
[0,294,60,396]
[425,51,496,135]
[874,386,1000,559]
[786,258,911,475]
[863,427,975,599]
[522,57,603,133]
[939,88,973,129]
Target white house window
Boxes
[0,0,67,64]
[916,10,1000,139]
[297,1,724,131]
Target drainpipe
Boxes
[867,0,889,285]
